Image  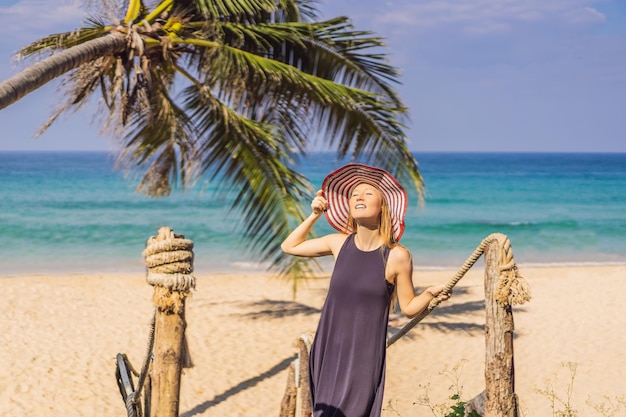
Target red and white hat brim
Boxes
[322,163,407,242]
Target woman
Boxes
[281,163,451,417]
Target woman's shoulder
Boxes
[323,233,350,254]
[324,232,350,241]
[389,243,411,254]
[388,244,413,264]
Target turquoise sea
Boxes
[1,152,625,275]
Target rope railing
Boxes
[387,232,530,346]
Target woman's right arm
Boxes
[281,190,344,257]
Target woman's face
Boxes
[349,183,383,222]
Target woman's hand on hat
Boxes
[311,190,328,215]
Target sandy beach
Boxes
[1,264,625,416]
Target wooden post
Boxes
[280,334,313,417]
[152,303,186,417]
[483,237,518,417]
[297,334,313,417]
[143,227,195,417]
[279,361,297,417]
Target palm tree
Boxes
[0,0,423,280]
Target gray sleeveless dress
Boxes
[309,234,394,417]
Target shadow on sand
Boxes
[183,287,526,413]
[180,354,297,417]
[234,299,320,320]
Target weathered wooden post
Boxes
[279,333,313,417]
[143,226,195,417]
[279,361,297,417]
[483,234,528,417]
[296,334,313,417]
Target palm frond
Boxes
[191,0,277,21]
[182,83,314,261]
[179,19,406,159]
[274,0,319,22]
[223,18,401,98]
[18,19,110,58]
[182,31,420,194]
[35,55,116,137]
[118,70,199,196]
[199,44,405,143]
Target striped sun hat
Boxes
[322,163,408,242]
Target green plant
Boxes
[414,360,481,417]
[446,394,481,417]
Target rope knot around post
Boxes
[491,233,531,307]
[143,226,195,314]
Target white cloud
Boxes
[0,0,86,40]
[562,7,607,24]
[373,0,608,35]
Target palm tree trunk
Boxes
[0,33,127,110]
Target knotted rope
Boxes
[386,232,530,347]
[143,226,195,313]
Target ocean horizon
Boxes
[1,151,625,276]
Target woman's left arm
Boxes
[391,246,451,318]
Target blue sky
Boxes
[0,0,624,152]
